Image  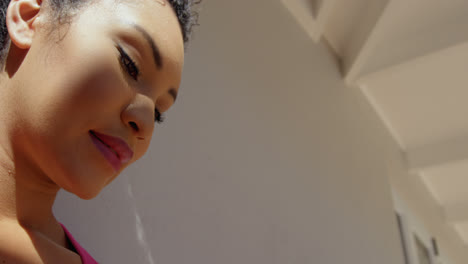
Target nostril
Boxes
[129,121,139,132]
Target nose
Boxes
[121,94,154,140]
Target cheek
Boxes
[12,48,133,196]
[67,61,126,113]
[133,139,152,162]
[48,51,128,125]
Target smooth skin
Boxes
[0,0,184,262]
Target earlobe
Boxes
[6,0,42,49]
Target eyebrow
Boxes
[133,24,163,69]
[132,24,178,102]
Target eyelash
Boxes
[116,44,165,124]
[154,108,164,124]
[116,44,139,81]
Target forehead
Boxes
[87,0,185,75]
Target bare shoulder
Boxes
[0,221,82,264]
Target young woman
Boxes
[0,0,199,263]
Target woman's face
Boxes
[7,0,184,199]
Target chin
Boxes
[73,188,102,200]
[64,164,117,200]
[62,179,104,200]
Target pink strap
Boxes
[60,223,99,264]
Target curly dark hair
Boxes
[0,0,200,63]
[167,0,201,43]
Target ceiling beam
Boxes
[404,134,468,173]
[284,0,468,86]
[314,0,336,40]
[281,0,337,43]
[341,0,391,85]
[358,7,468,81]
[343,0,468,85]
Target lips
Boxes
[89,130,133,171]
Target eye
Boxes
[154,108,165,124]
[116,44,140,81]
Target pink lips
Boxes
[89,130,133,172]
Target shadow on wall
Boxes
[54,0,404,263]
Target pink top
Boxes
[60,223,99,264]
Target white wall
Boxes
[393,191,441,264]
[54,0,405,263]
[386,136,468,264]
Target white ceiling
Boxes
[423,161,468,205]
[360,42,468,149]
[281,0,468,261]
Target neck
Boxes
[0,102,61,236]
[0,71,68,250]
[0,149,60,231]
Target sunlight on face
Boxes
[9,0,184,199]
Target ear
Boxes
[6,0,42,49]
